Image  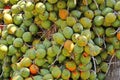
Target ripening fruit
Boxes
[51,66,61,79]
[61,69,71,80]
[35,2,46,14]
[80,71,90,80]
[29,64,39,75]
[76,35,88,46]
[65,61,76,71]
[59,9,69,20]
[64,40,74,53]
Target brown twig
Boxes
[93,0,99,10]
[92,56,97,73]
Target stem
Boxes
[0,71,3,78]
[92,56,97,73]
[93,0,99,10]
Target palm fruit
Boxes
[76,35,88,46]
[115,50,120,59]
[66,16,76,27]
[25,77,33,80]
[80,71,90,80]
[106,0,116,8]
[89,3,97,10]
[36,48,46,59]
[79,5,89,12]
[94,10,102,16]
[20,44,28,53]
[19,57,32,67]
[102,7,113,15]
[53,32,65,45]
[47,47,56,58]
[32,39,40,47]
[47,0,58,4]
[22,32,32,42]
[58,54,66,63]
[23,18,32,27]
[25,1,34,11]
[100,62,108,73]
[51,66,61,79]
[25,48,36,60]
[61,69,70,80]
[107,44,115,55]
[45,2,54,11]
[49,11,57,22]
[3,13,13,24]
[39,11,49,21]
[105,13,116,24]
[34,58,46,67]
[0,44,8,56]
[47,56,54,64]
[11,55,18,63]
[63,27,73,39]
[57,0,66,9]
[62,48,71,57]
[79,17,92,28]
[100,51,108,61]
[7,24,17,35]
[33,75,42,80]
[64,40,74,53]
[23,10,33,19]
[40,69,50,76]
[73,23,83,33]
[0,1,4,8]
[65,61,76,71]
[29,23,38,35]
[8,45,17,56]
[41,20,51,29]
[12,75,24,80]
[112,19,120,27]
[97,72,105,80]
[95,56,102,65]
[1,30,8,39]
[96,0,104,4]
[35,44,45,49]
[93,27,104,37]
[81,29,91,40]
[89,71,97,80]
[105,28,115,37]
[94,37,104,46]
[84,10,94,19]
[71,70,80,80]
[114,1,120,11]
[67,0,76,9]
[13,14,23,25]
[20,67,30,78]
[93,16,104,26]
[13,38,23,48]
[80,52,91,64]
[15,28,25,38]
[72,33,80,43]
[6,35,15,45]
[43,38,52,49]
[70,10,82,19]
[11,4,22,14]
[43,74,53,80]
[35,2,46,14]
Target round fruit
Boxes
[29,64,39,75]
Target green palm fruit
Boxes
[55,19,64,28]
[63,27,73,39]
[79,5,89,12]
[17,0,26,9]
[29,23,38,35]
[41,20,51,29]
[51,66,61,79]
[61,69,70,80]
[12,75,24,80]
[58,54,66,63]
[79,17,92,28]
[32,39,40,47]
[70,10,82,19]
[47,56,54,64]
[0,1,4,8]
[84,10,94,19]
[106,0,116,8]
[53,4,59,12]
[43,74,53,80]
[105,13,116,24]
[72,33,80,43]
[89,71,97,80]
[20,44,28,53]
[102,7,113,16]
[23,18,32,27]
[115,50,120,59]
[76,35,88,46]
[36,48,46,59]
[7,24,17,35]
[80,52,91,65]
[100,62,108,73]
[57,0,66,9]
[8,45,17,56]
[105,28,115,37]
[60,21,67,30]
[71,70,80,80]
[78,62,92,71]
[33,75,42,80]
[40,69,50,76]
[112,19,120,27]
[11,55,18,63]
[1,30,8,39]
[73,23,83,33]
[94,37,104,46]
[53,32,65,45]
[114,1,120,11]
[20,67,30,78]
[100,51,108,61]
[80,71,90,80]
[34,58,46,67]
[15,28,25,38]
[25,1,34,11]
[81,29,91,40]
[66,16,76,27]
[91,31,95,39]
[94,10,102,16]
[62,48,70,57]
[35,44,45,49]
[93,27,104,37]
[89,3,97,10]
[25,77,33,80]
[96,0,104,4]
[13,38,23,48]
[107,44,115,55]
[73,44,83,54]
[45,2,54,11]
[49,11,57,22]
[65,61,76,71]
[67,0,76,9]
[35,2,46,14]
[93,16,104,26]
[19,57,32,67]
[112,37,120,49]
[95,56,102,65]
[13,14,23,25]
[117,11,120,20]
[0,44,8,54]
[39,11,49,21]
[97,72,105,80]
[48,0,58,4]
[23,10,33,19]
[11,4,22,14]
[25,48,36,60]
[43,38,52,49]
[22,32,32,42]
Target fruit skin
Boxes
[35,2,46,14]
[73,23,83,33]
[105,13,116,24]
[105,28,115,37]
[76,35,88,46]
[97,72,105,80]
[40,69,50,76]
[29,64,39,75]
[25,48,36,60]
[43,74,53,80]
[3,13,13,24]
[67,0,76,9]
[59,9,68,20]
[84,10,94,19]
[22,32,32,42]
[12,75,24,80]
[114,1,120,11]
[13,14,23,25]
[57,0,66,9]
[71,10,82,19]
[65,61,76,71]
[15,28,25,38]
[64,40,74,53]
[100,62,108,73]
[36,48,46,59]
[20,67,30,78]
[61,69,71,80]
[34,58,46,67]
[48,0,58,4]
[25,1,34,11]
[41,20,51,29]
[115,50,120,59]
[72,33,80,43]
[117,31,120,40]
[19,57,32,67]
[89,71,97,80]
[63,27,73,39]
[93,16,104,26]
[71,70,80,80]
[13,38,23,48]
[51,66,61,79]
[66,16,76,27]
[80,71,90,80]
[29,23,38,35]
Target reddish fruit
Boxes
[29,64,39,75]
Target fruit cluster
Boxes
[0,0,120,80]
